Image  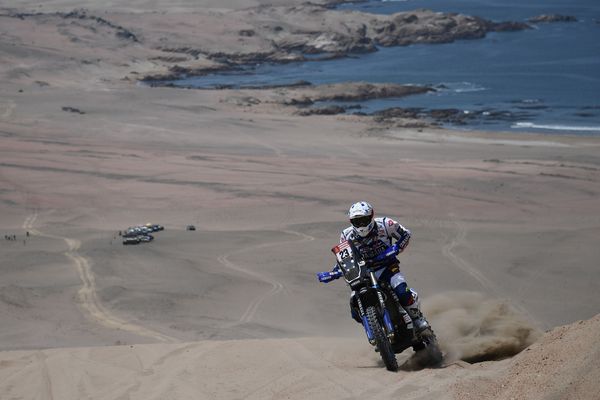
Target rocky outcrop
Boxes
[138,6,532,83]
[488,20,532,32]
[296,105,347,116]
[277,82,432,116]
[528,14,578,23]
[277,82,432,108]
[371,105,535,127]
[371,12,491,46]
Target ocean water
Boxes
[166,0,600,135]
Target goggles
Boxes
[350,215,373,228]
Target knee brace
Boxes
[393,282,415,307]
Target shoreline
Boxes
[2,2,592,136]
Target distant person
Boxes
[328,201,429,332]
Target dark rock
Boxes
[116,30,138,41]
[237,80,311,90]
[284,98,314,106]
[296,105,346,116]
[489,21,532,32]
[239,29,255,37]
[374,107,423,120]
[372,106,480,125]
[62,106,85,114]
[528,14,578,23]
[429,108,462,120]
[314,83,433,103]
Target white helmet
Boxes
[348,201,375,237]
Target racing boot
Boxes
[404,290,429,333]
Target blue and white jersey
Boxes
[340,217,411,270]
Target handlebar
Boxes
[317,270,342,283]
[372,243,401,263]
[317,243,401,283]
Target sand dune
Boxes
[0,314,597,399]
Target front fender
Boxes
[356,287,382,309]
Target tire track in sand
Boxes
[0,100,15,120]
[440,210,535,321]
[217,230,315,325]
[441,215,497,294]
[23,211,177,343]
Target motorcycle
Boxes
[317,240,443,371]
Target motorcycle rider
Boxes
[333,201,429,333]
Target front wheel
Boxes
[366,306,398,372]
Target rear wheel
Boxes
[415,327,443,367]
[366,306,398,372]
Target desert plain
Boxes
[0,1,599,399]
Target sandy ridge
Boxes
[442,215,496,294]
[0,315,596,399]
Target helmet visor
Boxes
[350,215,373,228]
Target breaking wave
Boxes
[512,122,600,132]
[436,81,487,93]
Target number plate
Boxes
[332,241,362,283]
[332,241,353,263]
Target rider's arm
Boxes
[317,233,347,283]
[330,234,345,275]
[383,217,411,252]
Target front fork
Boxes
[359,272,396,344]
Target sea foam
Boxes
[512,122,600,132]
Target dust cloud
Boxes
[423,291,542,363]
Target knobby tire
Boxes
[366,305,398,372]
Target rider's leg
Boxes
[387,272,430,333]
